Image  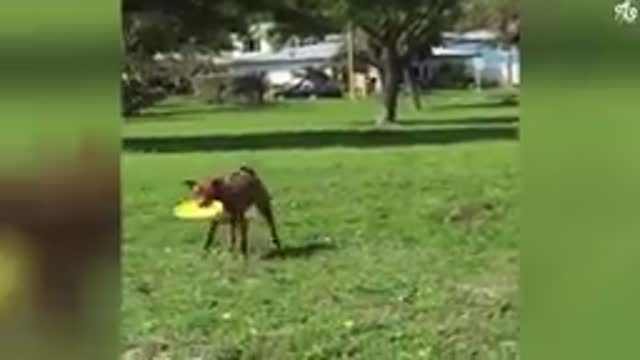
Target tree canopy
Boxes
[122,0,274,55]
[456,0,520,44]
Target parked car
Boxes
[275,78,342,99]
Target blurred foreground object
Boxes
[0,141,119,360]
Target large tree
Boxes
[122,0,277,56]
[271,0,463,124]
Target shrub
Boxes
[192,72,268,106]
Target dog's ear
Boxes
[210,178,224,192]
[183,179,197,190]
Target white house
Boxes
[215,38,343,89]
[437,30,520,87]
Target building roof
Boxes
[215,41,342,73]
[229,41,342,64]
[442,30,499,42]
[432,46,479,58]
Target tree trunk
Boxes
[377,46,401,125]
[404,66,422,111]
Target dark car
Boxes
[275,79,343,99]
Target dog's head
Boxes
[183,178,224,200]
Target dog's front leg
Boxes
[228,217,237,253]
[203,220,219,252]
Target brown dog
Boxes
[184,166,281,257]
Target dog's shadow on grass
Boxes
[261,242,337,260]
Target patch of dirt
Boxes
[432,198,504,231]
[121,340,171,360]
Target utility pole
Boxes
[347,22,356,100]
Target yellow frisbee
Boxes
[173,199,225,220]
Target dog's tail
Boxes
[240,165,273,200]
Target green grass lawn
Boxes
[122,90,519,359]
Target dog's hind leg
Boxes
[256,200,281,249]
[228,217,238,253]
[239,216,249,258]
